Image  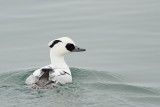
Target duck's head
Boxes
[48,37,86,56]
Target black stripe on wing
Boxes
[59,71,71,76]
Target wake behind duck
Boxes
[25,37,86,89]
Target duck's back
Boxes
[25,65,72,88]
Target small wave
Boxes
[0,68,158,94]
[0,68,159,107]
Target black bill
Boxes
[72,46,86,52]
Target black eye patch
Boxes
[49,40,62,48]
[66,43,75,51]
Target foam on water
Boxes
[0,68,159,107]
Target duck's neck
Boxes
[50,51,69,69]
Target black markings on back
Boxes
[49,40,62,48]
[42,68,53,72]
[35,68,55,87]
[66,43,75,51]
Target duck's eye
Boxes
[66,43,75,51]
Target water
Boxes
[0,68,159,107]
[0,0,160,106]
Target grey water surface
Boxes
[0,0,160,107]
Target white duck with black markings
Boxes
[25,37,86,88]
